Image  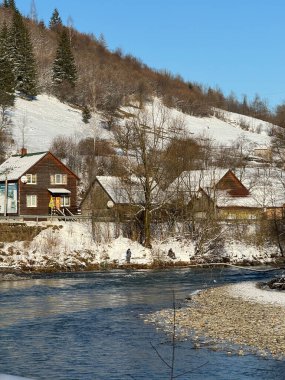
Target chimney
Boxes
[21,147,27,156]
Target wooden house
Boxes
[80,176,162,222]
[0,149,79,217]
[234,167,285,219]
[81,176,143,221]
[168,168,262,220]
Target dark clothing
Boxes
[126,249,132,263]
[167,248,176,260]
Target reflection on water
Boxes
[0,268,284,380]
[0,275,186,328]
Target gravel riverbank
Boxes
[144,282,285,359]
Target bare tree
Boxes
[114,101,186,247]
[169,168,225,256]
[67,15,75,45]
[49,134,81,175]
[29,0,38,22]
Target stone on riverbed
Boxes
[144,284,285,359]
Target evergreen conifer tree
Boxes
[3,0,9,8]
[52,28,77,88]
[0,23,15,134]
[8,0,16,10]
[8,10,37,97]
[82,105,91,124]
[0,23,15,108]
[49,8,62,30]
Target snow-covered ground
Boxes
[10,95,112,152]
[9,94,276,154]
[228,282,285,307]
[171,106,273,147]
[0,221,279,270]
[122,98,275,149]
[216,108,274,138]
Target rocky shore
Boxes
[144,283,285,359]
[0,272,28,281]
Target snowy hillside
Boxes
[183,108,273,147]
[9,94,276,154]
[157,102,274,147]
[10,95,112,152]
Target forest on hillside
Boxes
[1,1,285,189]
[1,0,285,127]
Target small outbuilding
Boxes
[80,176,144,221]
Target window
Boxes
[50,174,67,185]
[26,195,37,207]
[61,196,70,207]
[26,174,37,184]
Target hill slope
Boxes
[9,95,274,154]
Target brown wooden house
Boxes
[168,168,262,220]
[80,176,144,222]
[0,149,79,217]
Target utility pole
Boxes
[4,173,8,217]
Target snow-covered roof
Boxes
[96,176,160,204]
[215,190,259,208]
[96,176,133,203]
[0,152,47,181]
[235,167,285,207]
[169,168,229,194]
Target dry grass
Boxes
[0,223,46,243]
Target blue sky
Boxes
[16,0,285,109]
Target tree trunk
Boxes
[144,207,152,248]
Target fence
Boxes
[0,215,92,223]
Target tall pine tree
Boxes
[49,8,62,30]
[52,28,77,88]
[0,23,15,108]
[8,10,37,97]
[7,0,16,10]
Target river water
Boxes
[0,268,285,380]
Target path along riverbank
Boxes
[145,282,285,359]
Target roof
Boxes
[168,168,265,208]
[0,152,47,181]
[48,188,71,194]
[96,176,160,204]
[215,190,260,208]
[235,167,285,207]
[168,168,229,195]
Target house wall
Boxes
[253,148,272,160]
[264,207,284,220]
[19,153,77,215]
[217,207,262,220]
[81,182,115,218]
[218,207,285,221]
[81,181,140,222]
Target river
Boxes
[0,268,284,379]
